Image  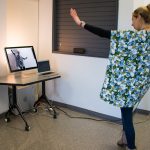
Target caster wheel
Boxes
[25,126,30,131]
[53,113,57,119]
[4,118,10,122]
[33,108,37,113]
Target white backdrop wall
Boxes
[0,0,9,114]
[0,0,8,76]
[6,0,39,54]
[0,0,39,114]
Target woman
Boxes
[70,4,150,150]
[11,49,27,70]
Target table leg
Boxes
[5,86,30,131]
[34,81,57,118]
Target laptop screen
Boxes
[37,60,50,73]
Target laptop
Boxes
[37,60,54,75]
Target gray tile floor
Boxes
[0,106,149,150]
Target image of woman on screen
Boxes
[11,49,28,70]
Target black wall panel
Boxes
[53,0,118,58]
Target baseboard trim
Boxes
[53,101,150,124]
[135,109,150,115]
[1,101,149,124]
[53,101,122,124]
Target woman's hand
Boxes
[70,8,81,26]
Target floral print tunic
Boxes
[100,30,150,107]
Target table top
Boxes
[0,72,61,86]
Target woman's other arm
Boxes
[84,24,111,39]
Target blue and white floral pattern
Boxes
[100,30,150,107]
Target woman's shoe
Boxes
[117,130,127,147]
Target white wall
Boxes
[0,0,9,114]
[38,0,53,60]
[1,0,149,116]
[133,0,150,9]
[118,0,133,30]
[0,0,8,76]
[39,0,150,119]
[0,0,39,114]
[6,0,39,54]
[51,54,121,117]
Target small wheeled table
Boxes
[0,72,61,131]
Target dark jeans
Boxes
[121,107,136,149]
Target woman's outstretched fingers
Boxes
[70,8,81,26]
